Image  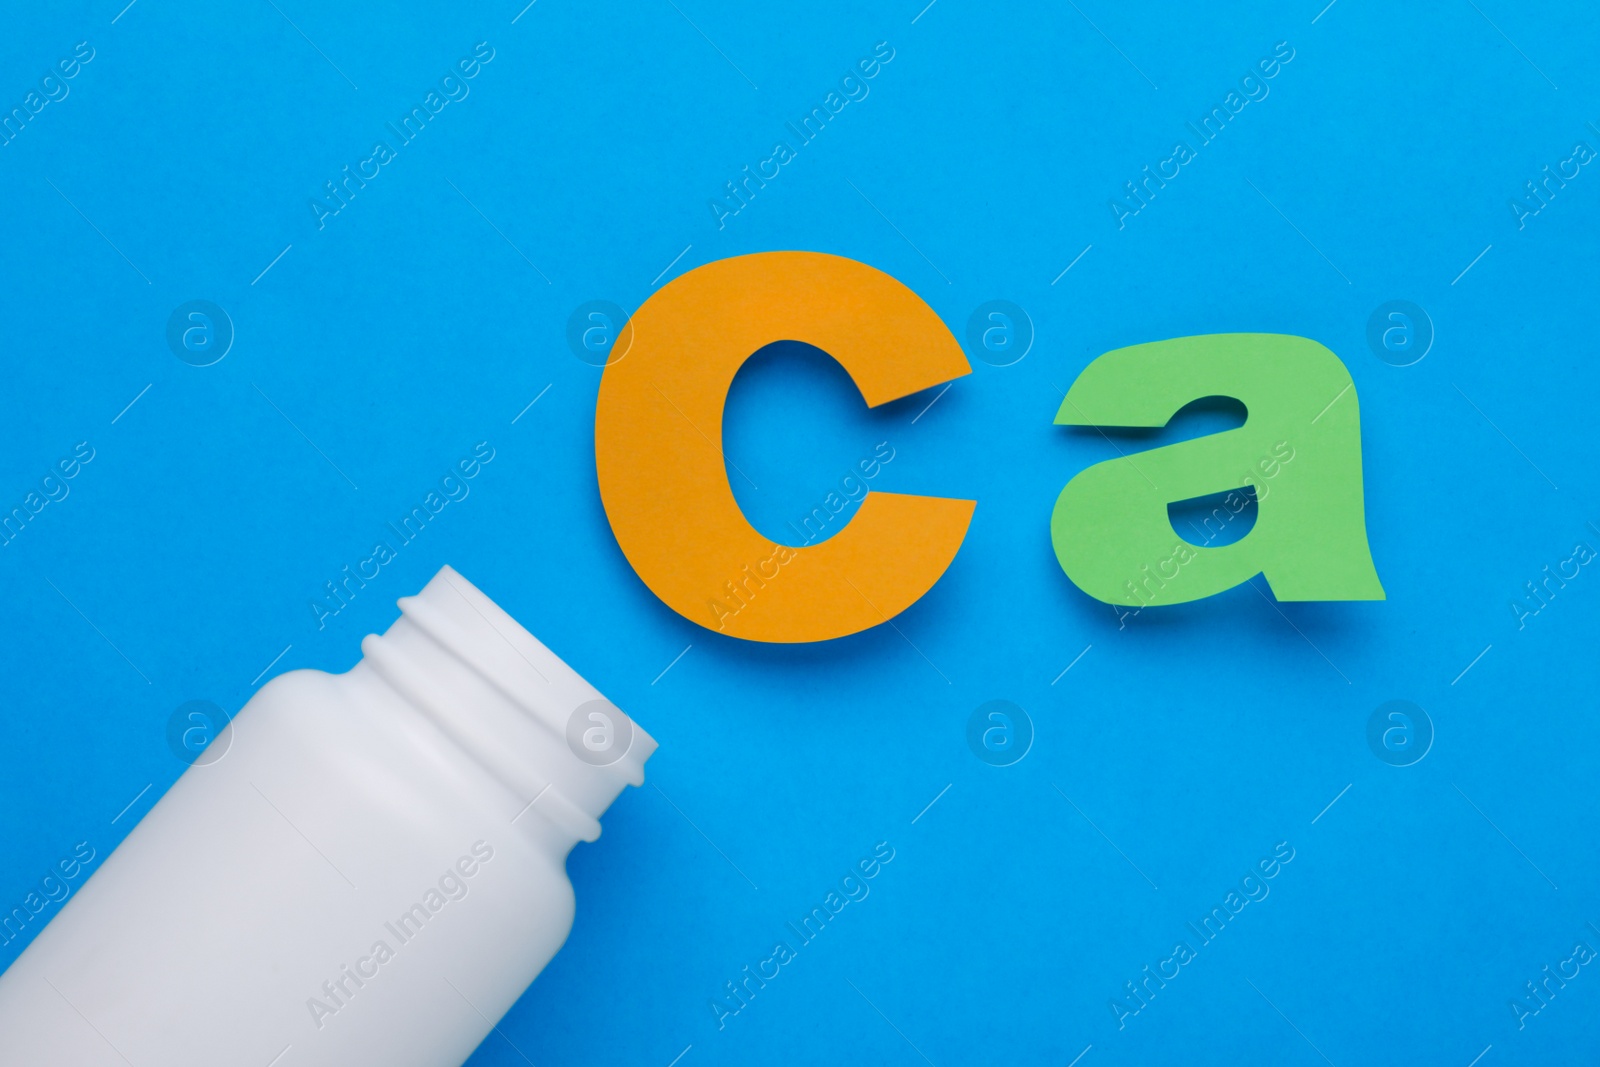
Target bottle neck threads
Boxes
[357,566,654,847]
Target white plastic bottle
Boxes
[0,565,654,1066]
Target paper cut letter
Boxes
[1050,333,1384,607]
[594,252,974,642]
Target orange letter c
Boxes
[594,252,974,643]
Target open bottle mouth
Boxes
[360,565,656,844]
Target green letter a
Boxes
[1051,333,1383,607]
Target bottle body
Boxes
[0,566,653,1067]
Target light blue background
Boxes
[3,1,1599,1063]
